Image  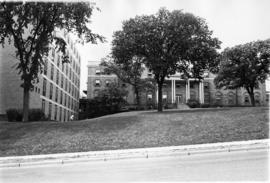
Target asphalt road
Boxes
[0,148,268,182]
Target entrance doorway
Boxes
[176,94,183,104]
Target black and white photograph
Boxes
[0,0,269,182]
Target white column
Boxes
[156,85,159,103]
[186,79,190,102]
[199,82,202,103]
[174,80,176,103]
[201,82,204,104]
[171,80,174,103]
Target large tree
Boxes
[214,39,270,106]
[111,8,220,111]
[0,2,104,121]
[100,56,155,106]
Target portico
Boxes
[156,77,205,106]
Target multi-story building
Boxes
[87,62,268,108]
[0,30,81,121]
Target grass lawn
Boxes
[0,107,268,157]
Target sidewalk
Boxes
[0,139,269,168]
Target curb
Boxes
[0,139,269,168]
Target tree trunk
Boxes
[249,92,255,107]
[246,87,255,107]
[22,87,30,122]
[134,86,140,106]
[157,82,163,112]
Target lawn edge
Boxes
[0,139,269,168]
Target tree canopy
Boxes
[100,55,155,106]
[214,39,270,106]
[111,8,221,111]
[0,2,104,121]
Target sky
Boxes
[76,0,270,94]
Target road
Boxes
[0,148,268,182]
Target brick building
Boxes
[87,62,268,108]
[0,30,81,121]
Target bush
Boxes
[186,99,200,108]
[6,109,22,122]
[6,108,46,122]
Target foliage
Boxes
[214,39,270,106]
[111,8,221,111]
[6,108,46,122]
[100,56,155,105]
[0,2,104,121]
[186,99,200,108]
[81,82,128,119]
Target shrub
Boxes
[6,109,22,122]
[6,108,46,122]
[186,99,200,108]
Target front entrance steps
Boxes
[176,103,190,110]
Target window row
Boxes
[42,78,80,109]
[42,99,77,121]
[43,60,80,89]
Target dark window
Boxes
[44,59,48,75]
[52,48,55,59]
[41,99,45,112]
[61,74,64,88]
[55,104,58,121]
[105,80,110,87]
[60,90,63,104]
[50,63,54,80]
[190,83,194,89]
[95,80,101,87]
[49,83,53,99]
[59,107,62,121]
[57,55,60,67]
[56,70,59,85]
[48,102,52,119]
[42,78,47,96]
[55,87,58,102]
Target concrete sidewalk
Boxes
[0,139,269,168]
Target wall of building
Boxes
[0,30,81,121]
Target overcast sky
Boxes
[77,0,270,93]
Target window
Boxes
[55,87,58,102]
[190,83,194,89]
[52,48,55,59]
[215,91,223,105]
[49,83,53,99]
[50,63,54,80]
[204,82,209,90]
[244,95,249,104]
[176,84,181,88]
[57,55,60,67]
[65,78,68,91]
[55,104,58,121]
[64,93,67,106]
[41,99,45,112]
[42,78,47,96]
[105,80,110,87]
[148,73,152,77]
[255,93,260,105]
[59,107,62,121]
[94,90,99,97]
[48,102,52,119]
[95,69,101,75]
[56,70,59,85]
[44,59,48,75]
[147,92,153,101]
[122,83,126,87]
[61,74,64,88]
[60,90,63,104]
[95,80,101,87]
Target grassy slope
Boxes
[0,107,268,157]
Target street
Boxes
[0,148,268,182]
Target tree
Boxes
[111,8,220,111]
[214,39,270,106]
[0,2,104,121]
[100,56,155,106]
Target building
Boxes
[0,30,81,121]
[87,63,268,108]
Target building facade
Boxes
[87,63,268,108]
[0,30,81,121]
